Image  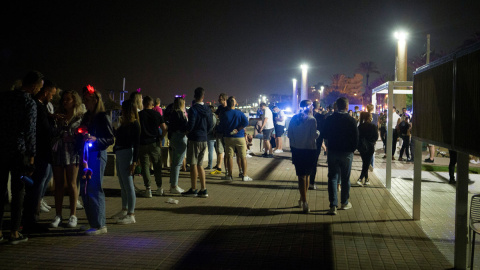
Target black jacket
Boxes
[323,112,358,153]
[82,112,114,152]
[139,109,164,145]
[168,110,188,137]
[187,103,213,142]
[358,122,379,154]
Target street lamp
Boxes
[300,64,308,101]
[292,78,298,113]
[394,31,408,82]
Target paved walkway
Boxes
[2,142,477,269]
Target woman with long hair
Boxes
[112,99,140,224]
[50,90,84,228]
[287,100,319,213]
[80,86,114,235]
[168,97,188,194]
[356,112,378,186]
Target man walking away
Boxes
[323,97,358,215]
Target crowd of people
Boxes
[1,70,468,245]
[0,71,258,244]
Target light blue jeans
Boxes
[80,150,107,229]
[116,148,136,213]
[327,151,353,208]
[170,132,187,187]
[207,139,216,169]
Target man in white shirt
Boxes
[259,103,275,158]
[383,106,401,160]
[272,106,285,153]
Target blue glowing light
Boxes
[88,143,93,147]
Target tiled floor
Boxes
[0,145,462,269]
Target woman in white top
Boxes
[287,100,319,213]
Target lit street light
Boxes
[292,78,298,113]
[300,64,308,101]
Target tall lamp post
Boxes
[300,64,308,101]
[394,31,408,110]
[292,79,298,112]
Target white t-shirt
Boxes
[391,112,401,129]
[275,110,286,126]
[263,107,274,130]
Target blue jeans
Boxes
[207,139,216,169]
[170,132,187,187]
[116,148,136,213]
[327,151,353,207]
[80,150,107,229]
[24,160,52,225]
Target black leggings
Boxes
[360,152,374,180]
[399,135,410,159]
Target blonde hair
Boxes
[58,90,83,117]
[120,99,140,127]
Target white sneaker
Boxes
[246,154,252,158]
[328,206,337,215]
[303,202,310,213]
[41,199,51,210]
[246,149,252,154]
[155,188,164,196]
[67,215,78,228]
[274,149,283,153]
[356,179,363,187]
[145,188,152,198]
[298,200,303,208]
[341,202,352,210]
[170,186,184,194]
[242,176,253,181]
[50,216,62,228]
[117,215,136,225]
[85,227,107,236]
[76,200,84,210]
[40,204,50,213]
[111,210,127,220]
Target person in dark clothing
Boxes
[112,100,141,225]
[138,96,167,198]
[168,97,188,194]
[356,112,379,186]
[309,101,325,190]
[80,86,114,235]
[449,150,457,185]
[181,87,213,198]
[323,97,358,215]
[211,93,228,175]
[398,116,412,161]
[0,70,43,244]
[24,80,57,232]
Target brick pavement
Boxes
[0,148,454,269]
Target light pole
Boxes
[300,64,308,101]
[394,30,408,110]
[292,79,298,113]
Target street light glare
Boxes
[292,78,297,83]
[394,31,408,40]
[300,64,309,70]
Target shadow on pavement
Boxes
[135,206,288,216]
[173,223,334,269]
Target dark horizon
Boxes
[2,1,479,104]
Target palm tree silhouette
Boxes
[356,61,380,105]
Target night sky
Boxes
[2,1,479,104]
